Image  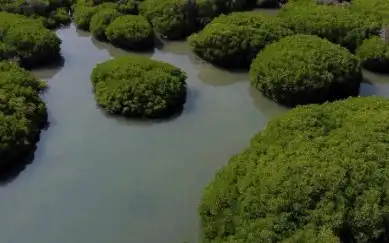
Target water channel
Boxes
[0,24,388,243]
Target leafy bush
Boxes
[51,7,71,25]
[139,0,196,39]
[106,15,154,50]
[91,56,187,118]
[356,36,389,73]
[73,6,98,29]
[0,13,61,68]
[0,0,72,28]
[90,8,120,39]
[73,2,116,30]
[352,0,389,24]
[250,35,361,106]
[195,0,250,26]
[200,96,389,243]
[0,42,16,61]
[116,0,138,14]
[188,12,291,68]
[0,61,47,167]
[278,2,380,51]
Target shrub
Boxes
[0,61,47,167]
[250,35,361,106]
[0,13,61,67]
[194,0,217,27]
[352,0,389,24]
[0,42,16,61]
[106,15,154,50]
[116,0,138,14]
[91,56,187,118]
[51,7,71,25]
[188,12,291,68]
[356,36,389,73]
[192,0,253,27]
[200,96,389,243]
[139,0,196,39]
[90,8,120,39]
[73,2,116,30]
[278,2,380,51]
[73,6,99,30]
[0,0,72,28]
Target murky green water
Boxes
[0,24,388,243]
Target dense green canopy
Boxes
[356,36,389,73]
[0,61,47,167]
[139,0,196,39]
[278,1,380,51]
[250,35,362,106]
[352,0,389,24]
[106,15,154,50]
[91,56,187,118]
[195,0,251,26]
[73,2,117,30]
[0,12,61,68]
[189,12,291,68]
[90,8,121,39]
[200,96,389,243]
[0,0,72,28]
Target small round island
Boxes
[91,56,187,118]
[250,34,362,106]
[0,61,47,167]
[200,96,389,242]
[105,15,154,50]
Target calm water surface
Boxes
[0,24,388,243]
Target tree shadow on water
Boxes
[91,36,155,59]
[30,56,65,80]
[0,121,49,185]
[97,104,185,126]
[0,152,36,186]
[95,92,188,126]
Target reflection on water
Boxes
[1,22,389,243]
[360,70,389,97]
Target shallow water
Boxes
[0,24,285,243]
[0,24,388,243]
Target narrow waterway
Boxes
[0,24,388,243]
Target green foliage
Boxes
[73,5,99,30]
[188,12,291,68]
[194,0,217,27]
[0,0,72,28]
[51,7,71,25]
[0,42,16,61]
[73,2,118,30]
[139,0,196,39]
[116,0,138,14]
[250,35,362,106]
[90,8,120,39]
[105,15,154,50]
[352,0,389,24]
[195,0,250,26]
[0,12,61,68]
[278,2,381,51]
[0,61,47,166]
[356,36,389,73]
[200,96,389,243]
[91,56,187,118]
